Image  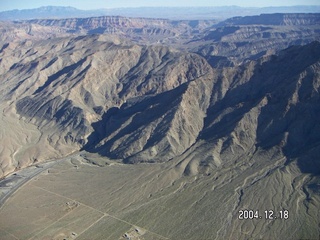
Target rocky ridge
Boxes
[0,13,319,179]
[194,14,320,65]
[0,29,319,178]
[218,13,320,26]
[1,13,320,65]
[0,34,214,176]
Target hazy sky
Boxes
[1,0,320,11]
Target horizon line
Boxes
[2,4,320,12]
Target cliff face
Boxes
[26,16,170,29]
[218,13,320,26]
[192,14,319,64]
[21,16,215,43]
[1,13,320,65]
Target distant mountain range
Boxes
[1,13,319,68]
[1,5,320,20]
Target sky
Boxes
[1,0,320,11]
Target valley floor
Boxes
[0,152,319,240]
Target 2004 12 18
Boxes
[238,209,289,220]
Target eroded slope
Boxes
[0,34,214,177]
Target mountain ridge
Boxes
[1,32,319,177]
[218,13,320,26]
[1,5,320,21]
[1,13,318,67]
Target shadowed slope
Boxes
[175,41,320,177]
[0,34,214,177]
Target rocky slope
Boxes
[1,12,320,239]
[0,16,216,48]
[0,34,214,176]
[0,14,319,177]
[193,14,320,66]
[0,21,72,43]
[0,37,319,239]
[1,27,320,178]
[21,16,215,45]
[218,13,320,26]
[183,41,320,176]
[87,41,320,176]
[1,13,319,64]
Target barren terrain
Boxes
[0,151,319,239]
[0,12,320,239]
